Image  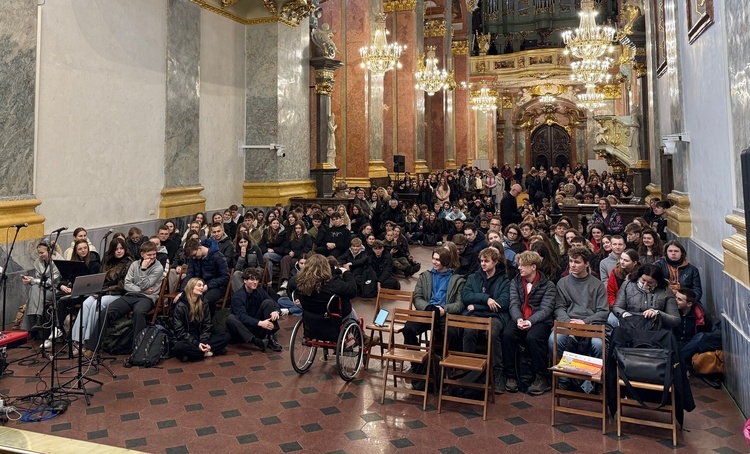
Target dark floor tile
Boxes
[143,378,160,386]
[265,381,282,389]
[714,447,744,454]
[706,426,734,438]
[175,384,193,391]
[125,438,147,449]
[219,361,235,367]
[604,431,630,441]
[196,426,217,436]
[450,427,473,437]
[320,406,340,415]
[222,409,241,418]
[244,394,263,403]
[51,422,72,432]
[511,401,532,410]
[116,391,134,399]
[260,416,281,425]
[157,419,177,429]
[391,438,415,448]
[301,423,323,433]
[695,395,717,403]
[299,386,318,394]
[120,412,140,422]
[282,369,297,376]
[459,410,481,419]
[87,429,108,440]
[85,405,104,415]
[237,351,254,357]
[268,355,282,361]
[167,368,183,374]
[185,403,204,412]
[250,365,266,371]
[550,442,576,453]
[338,391,356,400]
[603,451,625,454]
[657,439,683,449]
[231,377,248,384]
[279,441,303,452]
[360,413,383,422]
[199,372,215,379]
[317,373,334,381]
[281,400,301,409]
[702,410,725,419]
[498,434,523,445]
[236,433,259,445]
[345,429,368,441]
[439,447,464,454]
[506,416,528,426]
[209,389,227,397]
[150,397,168,405]
[165,446,188,454]
[405,419,427,429]
[554,424,579,434]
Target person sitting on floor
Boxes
[173,277,231,361]
[369,240,400,290]
[673,287,722,369]
[229,268,283,352]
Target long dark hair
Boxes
[630,263,668,289]
[71,239,92,265]
[290,221,306,242]
[530,241,560,280]
[104,238,132,267]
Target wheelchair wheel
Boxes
[336,320,364,381]
[290,318,316,374]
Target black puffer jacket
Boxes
[508,272,556,326]
[173,294,211,346]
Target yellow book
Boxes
[550,351,603,376]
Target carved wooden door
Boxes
[530,124,571,170]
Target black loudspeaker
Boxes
[393,155,405,173]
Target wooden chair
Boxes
[550,321,607,433]
[437,314,494,420]
[220,268,235,309]
[381,308,435,410]
[616,369,677,446]
[148,278,171,323]
[364,288,413,370]
[151,271,186,322]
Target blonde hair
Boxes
[184,278,205,322]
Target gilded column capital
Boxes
[314,69,336,95]
[0,198,45,242]
[159,186,206,219]
[666,192,692,237]
[723,213,749,289]
[452,40,469,56]
[424,19,446,38]
[383,0,417,12]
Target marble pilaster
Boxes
[576,126,587,166]
[441,1,454,172]
[476,111,490,160]
[726,0,750,209]
[0,0,44,240]
[642,0,662,189]
[425,34,445,172]
[452,44,469,169]
[515,128,526,169]
[502,109,514,166]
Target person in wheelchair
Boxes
[287,253,358,334]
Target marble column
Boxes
[502,108,514,166]
[442,2,455,172]
[0,0,44,241]
[244,21,316,205]
[159,0,205,218]
[310,58,343,197]
[424,21,446,173]
[451,39,469,169]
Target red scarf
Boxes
[521,272,541,319]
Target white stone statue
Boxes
[327,113,337,166]
[312,23,337,59]
[516,88,532,106]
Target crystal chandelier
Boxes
[570,57,613,86]
[470,83,498,113]
[562,0,616,60]
[414,46,451,96]
[577,85,606,111]
[359,13,405,75]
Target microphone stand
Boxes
[89,232,116,376]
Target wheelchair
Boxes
[289,293,365,381]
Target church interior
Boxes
[0,0,749,452]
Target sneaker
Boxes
[47,327,63,340]
[436,241,443,246]
[204,351,214,357]
[42,339,52,349]
[83,349,94,360]
[277,289,287,297]
[280,280,288,290]
[505,377,519,393]
[279,308,290,317]
[494,373,505,395]
[410,263,421,275]
[268,335,283,352]
[528,375,551,396]
[251,337,268,352]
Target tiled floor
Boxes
[1,246,748,453]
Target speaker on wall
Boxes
[393,155,405,173]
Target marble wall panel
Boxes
[425,36,445,168]
[413,1,425,166]
[642,0,662,187]
[686,240,750,417]
[476,112,489,160]
[516,129,526,168]
[36,0,167,228]
[394,10,419,172]
[502,110,514,166]
[576,127,586,166]
[725,0,750,210]
[343,0,369,178]
[0,0,36,198]
[453,55,469,166]
[199,9,245,210]
[165,0,201,188]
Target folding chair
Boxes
[381,308,435,410]
[550,321,607,433]
[437,314,494,420]
[364,288,413,370]
[616,368,677,446]
[220,268,235,309]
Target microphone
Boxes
[15,223,28,228]
[103,228,114,236]
[51,226,67,234]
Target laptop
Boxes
[69,273,106,297]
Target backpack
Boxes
[360,267,378,299]
[101,315,134,355]
[124,325,170,368]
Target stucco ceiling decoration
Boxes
[190,0,317,26]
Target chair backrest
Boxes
[220,268,235,309]
[151,277,171,322]
[552,321,606,366]
[374,288,414,324]
[443,314,492,359]
[388,308,435,351]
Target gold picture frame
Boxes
[653,0,667,77]
[686,0,714,44]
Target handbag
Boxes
[692,350,724,375]
[615,346,672,408]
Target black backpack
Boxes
[101,315,134,355]
[360,267,378,299]
[124,325,170,368]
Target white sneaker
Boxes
[280,280,288,290]
[42,339,52,349]
[204,351,213,357]
[47,327,63,340]
[279,308,290,317]
[277,289,287,297]
[437,241,443,246]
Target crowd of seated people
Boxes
[16,164,719,406]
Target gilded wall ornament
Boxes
[424,19,446,38]
[451,40,469,55]
[595,84,622,99]
[383,0,417,12]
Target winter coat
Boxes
[413,269,465,314]
[508,272,556,326]
[461,269,511,322]
[183,238,229,293]
[173,294,211,346]
[612,279,680,329]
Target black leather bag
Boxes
[615,346,672,408]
